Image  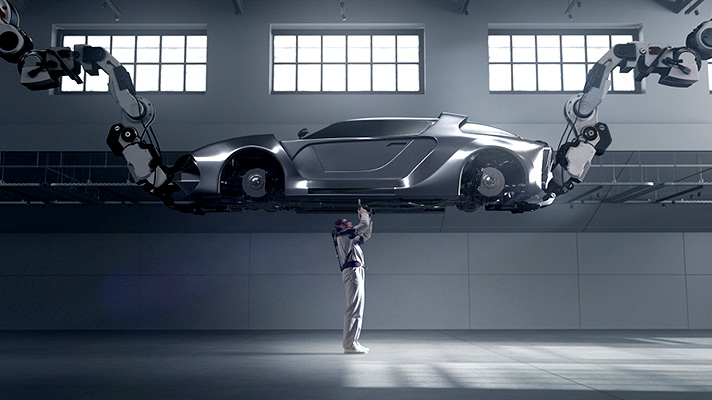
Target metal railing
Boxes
[1,150,712,206]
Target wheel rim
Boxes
[477,167,505,197]
[242,168,267,197]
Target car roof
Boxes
[303,117,523,140]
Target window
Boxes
[271,29,424,94]
[488,28,639,93]
[56,28,207,93]
[306,119,433,139]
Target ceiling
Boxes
[12,1,706,18]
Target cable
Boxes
[556,120,574,152]
[554,112,579,191]
[149,126,162,157]
[138,118,163,159]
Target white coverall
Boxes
[336,211,373,350]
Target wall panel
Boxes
[686,275,712,329]
[368,275,469,329]
[469,275,580,329]
[0,231,705,330]
[0,277,33,329]
[579,275,688,329]
[249,275,343,329]
[141,233,250,275]
[139,275,249,330]
[368,233,468,275]
[32,276,140,330]
[250,233,338,275]
[469,233,577,274]
[683,233,712,274]
[578,233,685,275]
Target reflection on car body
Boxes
[175,112,554,213]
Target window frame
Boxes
[488,27,642,94]
[54,27,208,94]
[271,28,425,95]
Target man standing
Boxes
[334,206,373,354]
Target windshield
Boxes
[306,119,434,139]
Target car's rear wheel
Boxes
[220,149,285,205]
[458,149,525,212]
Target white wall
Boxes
[2,0,712,152]
[2,231,712,330]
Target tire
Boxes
[220,149,284,202]
[458,150,524,211]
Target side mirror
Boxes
[298,128,309,139]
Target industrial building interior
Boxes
[2,0,712,399]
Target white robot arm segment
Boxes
[0,0,32,63]
[686,19,712,60]
[548,38,701,197]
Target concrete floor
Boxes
[2,330,712,400]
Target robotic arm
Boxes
[548,22,712,196]
[0,0,198,212]
[0,0,31,63]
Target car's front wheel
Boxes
[458,149,525,212]
[220,149,285,206]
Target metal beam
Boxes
[652,0,695,13]
[684,0,706,14]
[566,185,603,203]
[565,0,581,15]
[231,0,245,15]
[458,0,470,15]
[655,185,704,203]
[103,0,121,20]
[47,185,103,205]
[603,183,661,203]
[0,183,46,203]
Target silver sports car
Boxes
[175,112,554,213]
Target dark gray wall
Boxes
[2,231,712,330]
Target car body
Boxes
[175,112,554,213]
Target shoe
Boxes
[355,342,369,352]
[344,344,369,354]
